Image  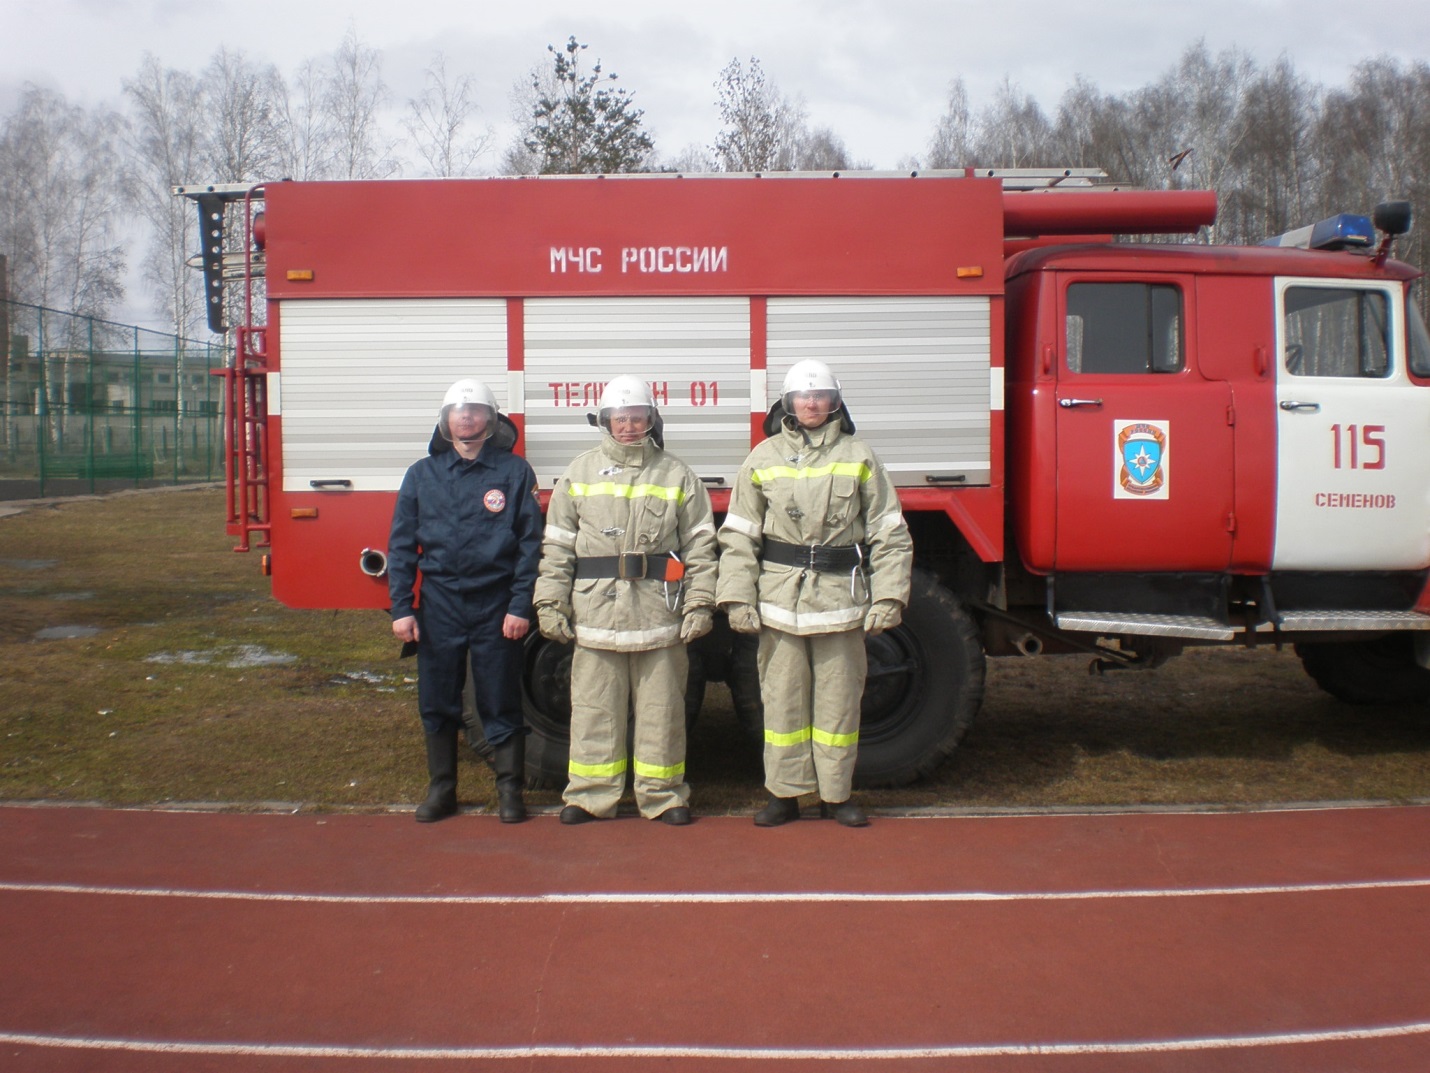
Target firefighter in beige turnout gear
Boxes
[717,360,913,826]
[535,377,718,825]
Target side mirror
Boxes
[1373,200,1412,237]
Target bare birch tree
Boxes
[276,57,339,180]
[0,86,126,319]
[124,55,206,337]
[204,47,287,181]
[1052,76,1161,186]
[1223,57,1318,243]
[323,27,399,180]
[971,79,1054,168]
[926,79,973,169]
[0,85,127,447]
[405,54,491,177]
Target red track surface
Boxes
[2,803,1428,1071]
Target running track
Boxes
[1,803,1428,1071]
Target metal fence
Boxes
[1,301,230,499]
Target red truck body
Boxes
[182,172,1430,785]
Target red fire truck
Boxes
[179,170,1430,786]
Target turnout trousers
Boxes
[563,643,691,819]
[758,626,867,802]
[415,582,526,745]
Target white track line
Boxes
[2,877,1430,904]
[2,1022,1430,1060]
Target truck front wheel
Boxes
[728,568,987,787]
[1295,634,1430,705]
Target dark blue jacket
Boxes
[387,416,543,622]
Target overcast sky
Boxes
[9,0,1430,171]
[6,0,1429,327]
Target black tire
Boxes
[520,634,708,788]
[1295,634,1430,705]
[725,568,987,787]
[728,631,764,743]
[521,634,575,788]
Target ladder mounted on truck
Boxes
[175,182,271,552]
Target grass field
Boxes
[2,486,1428,814]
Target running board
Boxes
[1053,612,1235,641]
[1269,610,1430,632]
[1054,609,1430,640]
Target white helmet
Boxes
[596,375,658,443]
[438,378,499,444]
[781,359,842,421]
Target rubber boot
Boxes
[753,795,801,827]
[415,727,459,823]
[493,734,527,824]
[820,799,870,827]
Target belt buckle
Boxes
[617,553,647,580]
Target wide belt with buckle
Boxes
[760,538,868,572]
[575,553,684,582]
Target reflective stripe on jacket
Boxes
[535,434,718,652]
[716,416,912,635]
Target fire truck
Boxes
[179,170,1430,787]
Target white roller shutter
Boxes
[274,295,993,494]
[767,297,993,486]
[277,299,507,492]
[523,298,751,488]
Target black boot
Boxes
[415,727,459,823]
[820,799,869,827]
[753,796,801,827]
[493,734,527,824]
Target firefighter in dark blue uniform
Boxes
[388,379,543,823]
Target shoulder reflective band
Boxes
[750,461,872,485]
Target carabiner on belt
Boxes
[663,551,685,612]
[850,542,870,601]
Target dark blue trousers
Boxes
[415,582,526,743]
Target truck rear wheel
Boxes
[1295,634,1430,705]
[728,568,987,787]
[519,635,708,788]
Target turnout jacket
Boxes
[387,418,543,621]
[535,434,718,652]
[716,413,913,635]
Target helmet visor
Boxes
[601,404,655,444]
[440,402,496,444]
[783,388,841,427]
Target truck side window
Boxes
[1065,283,1183,374]
[1407,284,1430,378]
[1283,286,1389,378]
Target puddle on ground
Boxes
[332,670,388,685]
[48,592,95,601]
[1,559,59,571]
[146,644,298,668]
[34,625,101,640]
